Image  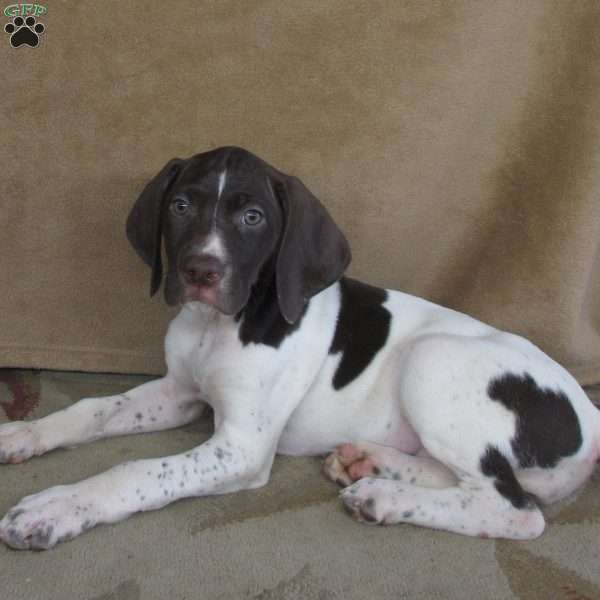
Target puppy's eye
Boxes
[242,208,264,226]
[171,197,190,216]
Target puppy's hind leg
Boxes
[340,476,545,539]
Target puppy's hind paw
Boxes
[340,479,385,525]
[323,443,379,487]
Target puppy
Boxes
[0,146,597,549]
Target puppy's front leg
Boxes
[0,377,203,464]
[0,423,272,550]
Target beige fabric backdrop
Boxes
[2,1,600,383]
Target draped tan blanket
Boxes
[2,1,600,383]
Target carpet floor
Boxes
[1,370,599,600]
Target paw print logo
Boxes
[4,16,45,48]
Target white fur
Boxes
[0,283,598,548]
[196,232,227,261]
[217,169,227,199]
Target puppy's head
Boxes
[126,147,351,323]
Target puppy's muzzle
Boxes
[181,254,224,288]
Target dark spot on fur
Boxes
[480,446,535,509]
[487,372,582,468]
[6,509,24,523]
[402,510,414,518]
[237,256,306,348]
[372,466,381,475]
[81,520,93,532]
[135,412,143,420]
[329,278,391,390]
[343,502,357,516]
[29,525,54,548]
[359,498,379,523]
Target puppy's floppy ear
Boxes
[274,175,351,324]
[126,159,184,296]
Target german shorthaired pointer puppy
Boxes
[0,147,598,549]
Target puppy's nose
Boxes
[181,255,224,286]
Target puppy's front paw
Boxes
[0,421,44,464]
[0,486,97,550]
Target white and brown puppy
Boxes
[0,147,598,550]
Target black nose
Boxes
[181,255,224,286]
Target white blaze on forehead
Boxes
[217,169,227,200]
